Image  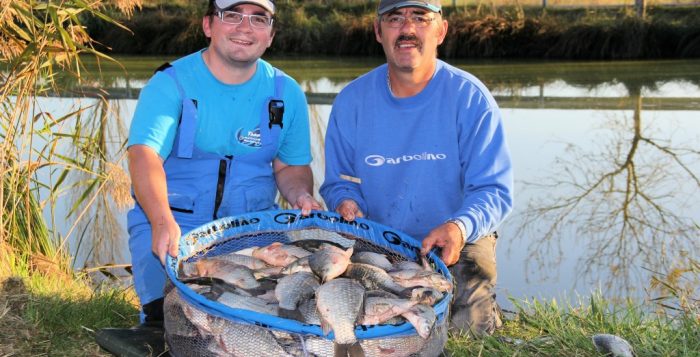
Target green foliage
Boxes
[85,2,700,59]
[446,295,700,356]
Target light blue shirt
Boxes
[128,51,311,165]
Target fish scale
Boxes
[316,278,365,345]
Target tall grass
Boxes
[0,1,140,276]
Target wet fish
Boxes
[359,334,425,357]
[298,298,321,325]
[208,253,270,270]
[401,304,436,339]
[180,259,261,290]
[351,251,394,271]
[309,244,354,282]
[287,229,356,250]
[216,291,279,316]
[388,269,453,293]
[361,297,417,326]
[409,287,443,305]
[391,260,424,272]
[280,255,312,275]
[343,263,411,297]
[252,242,312,267]
[592,334,635,357]
[275,271,320,313]
[199,315,293,356]
[253,265,284,279]
[316,278,365,347]
[365,290,399,299]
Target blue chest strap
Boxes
[159,64,286,159]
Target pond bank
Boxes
[1,273,698,356]
[87,3,700,59]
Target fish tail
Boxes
[334,342,365,357]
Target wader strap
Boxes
[263,68,286,128]
[162,66,197,159]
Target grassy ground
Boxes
[1,272,697,356]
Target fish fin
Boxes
[398,288,414,299]
[420,255,433,271]
[278,308,304,322]
[320,318,332,336]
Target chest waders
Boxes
[127,64,287,313]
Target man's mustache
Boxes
[395,35,421,49]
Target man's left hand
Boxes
[293,192,322,216]
[421,222,464,266]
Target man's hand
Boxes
[293,192,322,216]
[152,216,181,265]
[420,222,464,266]
[336,199,364,221]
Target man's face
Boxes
[203,3,274,66]
[374,7,448,73]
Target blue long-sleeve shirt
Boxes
[320,60,513,242]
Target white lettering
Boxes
[364,152,448,167]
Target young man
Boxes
[127,0,321,327]
[320,0,514,336]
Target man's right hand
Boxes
[337,199,364,221]
[151,216,181,265]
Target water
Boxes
[49,56,700,309]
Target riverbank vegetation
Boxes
[86,1,700,59]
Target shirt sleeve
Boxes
[275,77,312,166]
[319,93,368,213]
[454,98,514,243]
[127,71,181,159]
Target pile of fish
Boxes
[170,234,453,356]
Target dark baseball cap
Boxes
[214,0,275,14]
[377,0,441,15]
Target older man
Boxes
[321,0,514,337]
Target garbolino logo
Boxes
[364,152,447,167]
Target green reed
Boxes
[0,1,140,276]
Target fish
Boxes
[592,334,636,357]
[361,297,417,326]
[365,290,399,299]
[316,278,366,355]
[204,315,293,356]
[309,244,354,282]
[359,334,425,357]
[343,263,412,297]
[206,253,270,270]
[388,269,453,293]
[298,298,321,325]
[252,242,312,267]
[216,291,279,316]
[275,271,320,318]
[179,259,261,290]
[280,255,312,275]
[409,287,443,305]
[390,260,424,272]
[351,251,394,271]
[401,304,436,339]
[287,229,356,250]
